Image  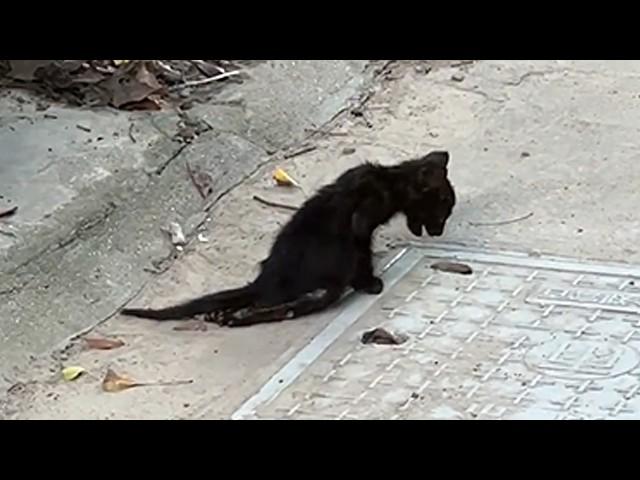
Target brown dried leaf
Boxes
[106,61,163,108]
[361,328,407,345]
[430,261,473,275]
[84,337,125,350]
[186,161,214,199]
[8,60,54,81]
[101,368,140,393]
[121,96,163,111]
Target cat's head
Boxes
[404,151,456,237]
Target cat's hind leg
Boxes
[220,287,344,327]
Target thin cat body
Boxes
[121,151,456,327]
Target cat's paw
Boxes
[353,276,384,295]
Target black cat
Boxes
[121,151,456,327]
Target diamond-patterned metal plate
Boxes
[231,245,640,420]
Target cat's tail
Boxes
[120,284,256,321]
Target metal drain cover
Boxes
[232,246,640,420]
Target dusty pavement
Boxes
[2,60,640,419]
[0,60,376,394]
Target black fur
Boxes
[121,151,456,327]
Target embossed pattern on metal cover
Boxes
[232,246,640,420]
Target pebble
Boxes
[341,147,356,155]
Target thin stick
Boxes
[128,123,137,143]
[304,127,349,137]
[469,212,533,227]
[283,145,317,159]
[169,70,243,91]
[252,195,298,211]
[138,379,194,388]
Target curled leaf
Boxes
[273,168,299,187]
[431,261,473,275]
[361,328,408,345]
[84,337,125,350]
[102,368,140,393]
[62,366,86,381]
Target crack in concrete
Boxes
[433,81,506,103]
[502,69,563,87]
[0,201,119,297]
[154,144,189,175]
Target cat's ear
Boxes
[424,150,449,168]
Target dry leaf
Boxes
[361,328,408,345]
[113,60,130,67]
[84,337,125,350]
[431,261,473,275]
[101,368,193,392]
[102,368,140,393]
[105,61,163,108]
[273,168,299,187]
[62,366,86,381]
[8,60,54,81]
[186,161,214,199]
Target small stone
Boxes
[451,73,465,82]
[341,146,356,155]
[521,151,530,158]
[414,64,432,75]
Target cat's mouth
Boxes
[425,226,444,237]
[406,217,445,237]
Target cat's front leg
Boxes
[351,246,384,295]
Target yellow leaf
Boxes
[273,168,299,187]
[102,368,140,393]
[62,366,86,381]
[113,60,130,66]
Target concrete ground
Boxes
[1,60,639,419]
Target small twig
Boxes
[469,212,534,227]
[451,60,475,68]
[0,206,18,219]
[76,124,91,133]
[128,123,137,143]
[190,60,225,76]
[283,145,317,159]
[304,128,349,137]
[154,61,182,81]
[0,228,16,238]
[252,195,298,211]
[169,70,243,92]
[137,379,194,388]
[186,160,207,199]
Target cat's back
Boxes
[275,162,379,240]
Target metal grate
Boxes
[232,245,640,420]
